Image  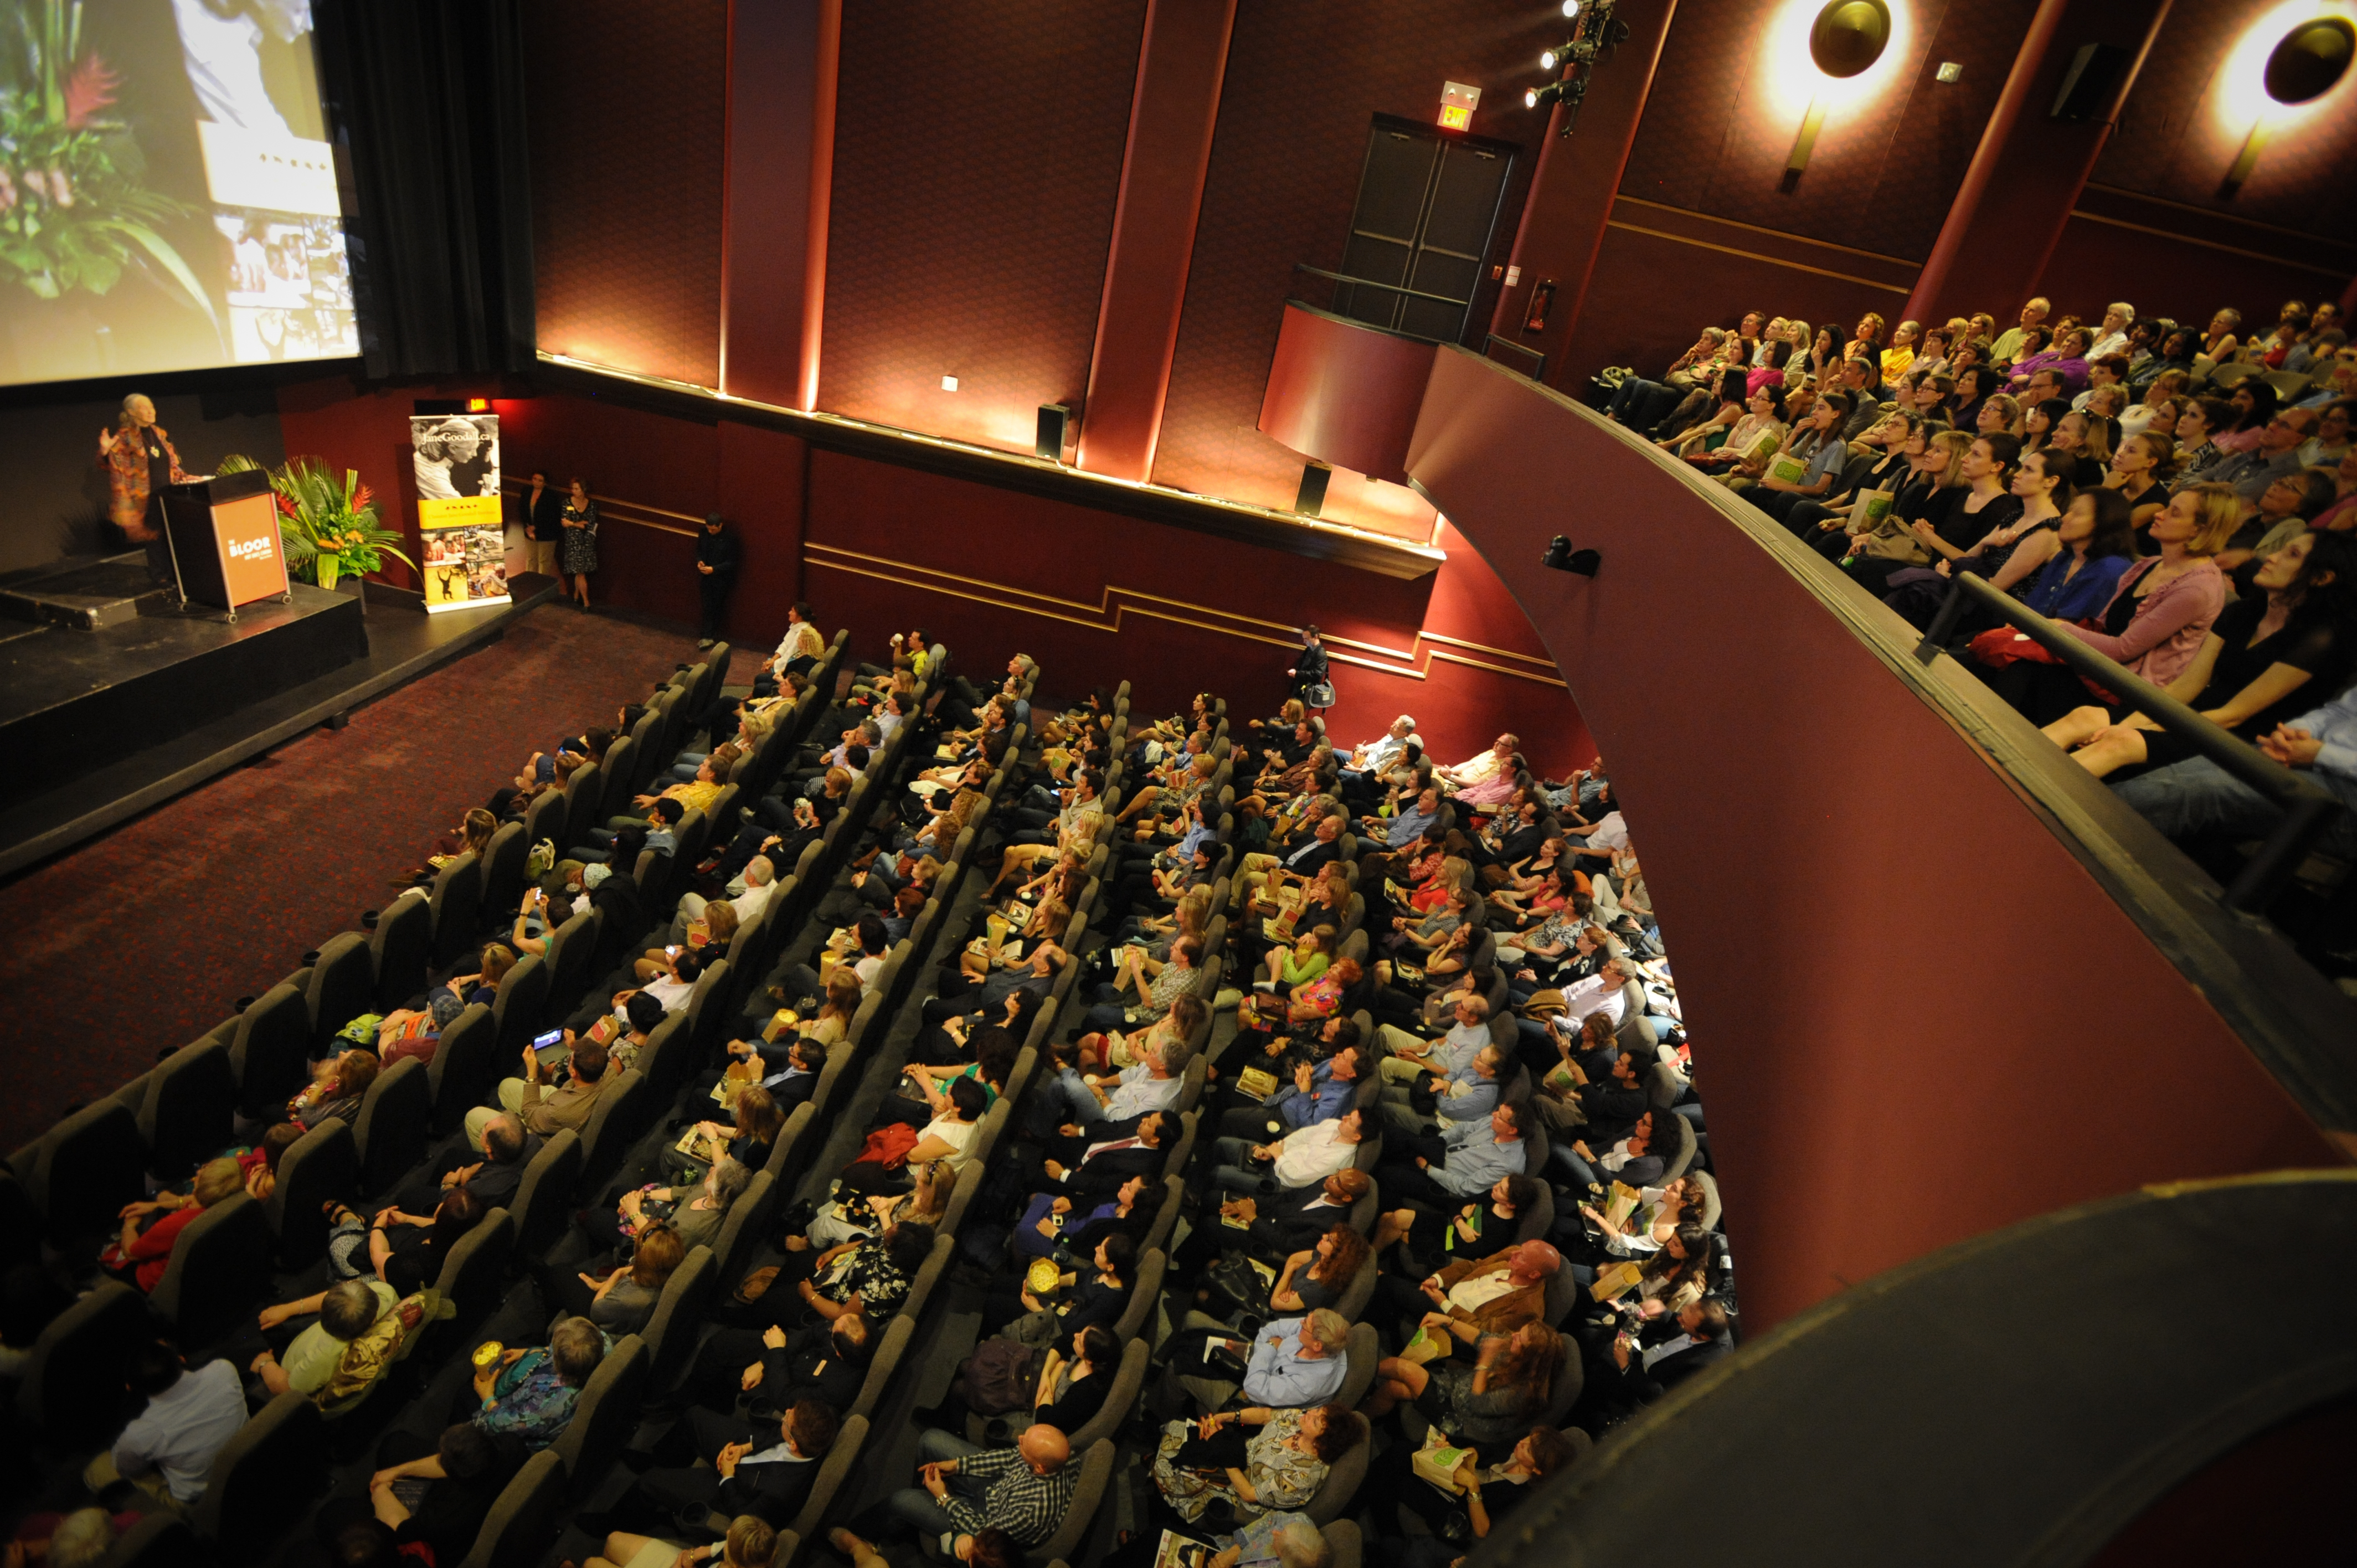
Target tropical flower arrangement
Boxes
[218,454,417,590]
[0,0,216,322]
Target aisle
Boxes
[0,604,703,1152]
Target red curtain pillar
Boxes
[719,0,841,410]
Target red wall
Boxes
[1408,347,2346,1328]
[523,0,724,386]
[817,0,1146,453]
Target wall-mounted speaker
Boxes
[2051,42,2130,121]
[1036,404,1071,462]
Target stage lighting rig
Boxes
[1527,0,1631,136]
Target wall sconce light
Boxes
[1542,535,1601,575]
[2226,15,2354,192]
[1787,0,1892,180]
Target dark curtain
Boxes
[312,0,537,379]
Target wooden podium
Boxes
[158,470,290,621]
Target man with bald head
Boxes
[1378,1240,1563,1369]
[880,1421,1078,1552]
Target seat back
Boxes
[148,1193,273,1346]
[491,955,552,1059]
[14,1280,150,1443]
[780,1411,864,1541]
[428,852,484,967]
[523,786,566,853]
[265,1116,357,1267]
[510,1128,584,1258]
[1028,1438,1116,1567]
[1109,1250,1166,1343]
[1645,1061,1682,1110]
[478,821,529,922]
[848,1314,914,1421]
[137,1040,236,1183]
[540,909,599,1026]
[92,1511,202,1568]
[636,1012,693,1101]
[353,1056,433,1195]
[1661,1108,1699,1180]
[428,1004,499,1135]
[578,1070,657,1193]
[304,932,377,1049]
[26,1098,145,1246]
[550,1333,649,1489]
[640,1246,718,1394]
[1306,1411,1373,1524]
[228,983,313,1121]
[592,739,639,828]
[191,1391,327,1558]
[1066,1338,1151,1453]
[427,1210,517,1361]
[370,890,434,1010]
[456,1448,565,1568]
[711,1170,780,1291]
[1334,1323,1381,1408]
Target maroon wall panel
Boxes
[816,0,1146,453]
[716,422,810,635]
[2038,197,2357,336]
[719,0,837,411]
[523,0,725,386]
[2096,0,2357,238]
[800,448,1590,772]
[1150,0,1545,521]
[1617,0,2035,262]
[1407,348,2345,1329]
[1258,306,1437,484]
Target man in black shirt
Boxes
[696,512,742,649]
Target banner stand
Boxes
[412,412,511,613]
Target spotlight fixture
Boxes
[1527,0,1628,136]
[1561,0,1581,14]
[1542,536,1601,575]
[2227,17,2355,192]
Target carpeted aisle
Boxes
[0,602,708,1154]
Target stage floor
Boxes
[0,573,559,877]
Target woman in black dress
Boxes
[559,477,599,610]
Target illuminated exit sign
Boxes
[1440,81,1480,129]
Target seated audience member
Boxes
[590,1397,841,1536]
[1366,1319,1566,1447]
[397,1110,536,1215]
[2111,670,2357,860]
[874,1422,1079,1551]
[1365,1424,1576,1564]
[325,1422,515,1566]
[251,1275,426,1410]
[1150,1402,1361,1525]
[581,1515,781,1568]
[101,1157,244,1292]
[84,1340,246,1509]
[289,1048,382,1130]
[1376,1102,1531,1209]
[466,1031,610,1143]
[1208,1107,1369,1196]
[470,1314,608,1450]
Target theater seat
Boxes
[1110,1250,1166,1343]
[369,890,434,1012]
[14,1280,150,1445]
[148,1192,272,1348]
[577,1069,656,1195]
[427,1004,498,1136]
[265,1116,357,1267]
[539,909,599,1027]
[522,786,565,852]
[228,983,312,1123]
[136,1040,236,1184]
[21,1097,145,1248]
[490,955,550,1060]
[848,1316,913,1422]
[428,853,484,968]
[353,1056,432,1196]
[775,1412,867,1543]
[302,932,376,1051]
[549,1333,649,1491]
[478,821,528,922]
[709,1170,780,1293]
[1334,1323,1381,1408]
[1028,1438,1115,1568]
[639,1245,717,1396]
[508,1128,583,1261]
[192,1391,327,1560]
[1305,1411,1372,1524]
[91,1512,200,1568]
[456,1447,564,1568]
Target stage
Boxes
[0,556,559,877]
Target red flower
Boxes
[64,56,119,129]
[276,492,298,518]
[353,484,373,512]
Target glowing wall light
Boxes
[1785,0,1893,176]
[2218,5,2356,192]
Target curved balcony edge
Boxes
[1405,343,2356,1328]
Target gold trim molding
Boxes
[803,541,1567,688]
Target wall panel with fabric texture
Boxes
[522,0,725,388]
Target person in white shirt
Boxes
[1341,714,1417,778]
[84,1341,246,1507]
[1379,996,1489,1087]
[2087,301,2134,363]
[1210,1108,1366,1194]
[673,854,776,942]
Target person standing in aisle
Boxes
[696,512,740,649]
[1289,625,1332,714]
[560,477,599,610]
[520,471,565,578]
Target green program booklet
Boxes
[1768,454,1809,485]
[1859,491,1896,527]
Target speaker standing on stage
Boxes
[695,512,739,649]
[559,478,599,611]
[97,394,189,583]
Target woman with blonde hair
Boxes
[585,1511,779,1568]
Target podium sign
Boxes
[159,470,291,620]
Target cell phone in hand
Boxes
[665,945,682,960]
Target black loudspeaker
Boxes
[2051,42,2130,121]
[1295,463,1332,518]
[1036,404,1070,462]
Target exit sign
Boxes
[1440,81,1480,129]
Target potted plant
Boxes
[218,454,417,595]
